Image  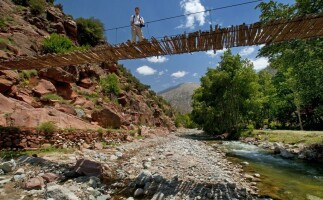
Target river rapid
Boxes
[215,141,323,200]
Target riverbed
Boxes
[215,141,323,200]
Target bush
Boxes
[19,69,38,81]
[100,74,120,95]
[76,17,105,47]
[43,34,88,54]
[37,121,57,134]
[29,0,46,15]
[0,17,6,29]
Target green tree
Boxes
[255,70,277,128]
[192,50,260,134]
[76,17,105,47]
[257,0,323,130]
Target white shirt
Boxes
[131,15,145,26]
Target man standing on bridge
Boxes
[131,7,145,43]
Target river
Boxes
[217,141,323,200]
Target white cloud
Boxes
[136,65,157,76]
[179,0,208,29]
[146,56,169,63]
[239,47,255,57]
[193,73,198,77]
[171,71,188,78]
[251,57,269,71]
[158,71,165,76]
[206,49,227,58]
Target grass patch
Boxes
[37,121,57,134]
[0,147,74,160]
[252,130,323,145]
[42,93,64,101]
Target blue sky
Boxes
[56,0,294,92]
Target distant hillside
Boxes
[159,83,200,114]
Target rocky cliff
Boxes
[0,0,175,134]
[159,82,200,114]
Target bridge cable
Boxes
[106,0,263,32]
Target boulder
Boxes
[101,62,118,73]
[0,78,13,93]
[0,70,19,82]
[32,79,56,96]
[73,159,102,177]
[24,177,45,190]
[0,159,16,173]
[56,104,77,116]
[41,173,60,183]
[39,67,77,83]
[92,107,122,129]
[79,78,93,89]
[80,64,105,78]
[16,93,35,105]
[64,19,78,41]
[55,82,77,100]
[46,7,63,23]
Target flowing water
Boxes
[216,141,323,200]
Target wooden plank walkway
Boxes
[0,14,322,70]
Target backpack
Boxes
[133,15,145,28]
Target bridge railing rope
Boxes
[0,13,322,70]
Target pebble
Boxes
[115,152,123,158]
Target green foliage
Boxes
[256,0,323,130]
[75,17,105,47]
[42,93,63,101]
[37,121,57,134]
[175,114,197,128]
[0,17,7,29]
[19,69,38,81]
[43,34,89,54]
[29,0,46,15]
[192,50,260,135]
[100,74,121,95]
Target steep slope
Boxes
[159,82,200,114]
[0,0,176,132]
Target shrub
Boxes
[29,0,46,15]
[43,34,89,54]
[0,17,6,29]
[100,74,120,95]
[19,69,38,81]
[37,121,57,134]
[76,17,105,47]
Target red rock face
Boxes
[91,107,123,129]
[32,79,56,96]
[39,68,78,84]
